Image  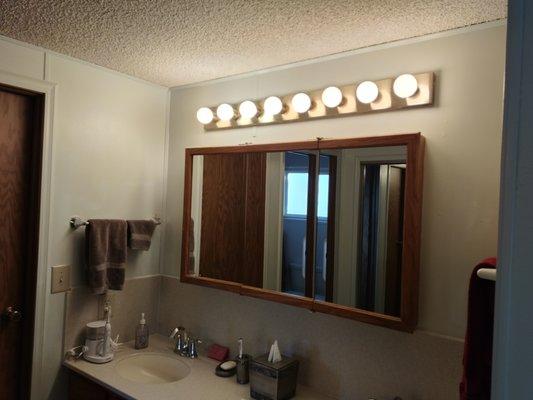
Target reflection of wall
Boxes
[263,153,284,290]
[191,156,204,274]
[163,23,505,399]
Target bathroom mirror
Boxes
[181,134,424,331]
[185,142,319,307]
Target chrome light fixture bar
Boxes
[198,72,434,131]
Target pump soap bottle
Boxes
[135,313,149,349]
[236,338,250,384]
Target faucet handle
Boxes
[170,328,179,338]
[187,337,202,359]
[170,327,189,355]
[170,326,186,338]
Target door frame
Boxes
[0,70,56,400]
[493,1,533,398]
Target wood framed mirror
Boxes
[180,133,424,332]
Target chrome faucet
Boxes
[187,337,201,359]
[170,327,202,358]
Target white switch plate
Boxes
[51,264,71,294]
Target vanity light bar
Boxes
[197,72,434,131]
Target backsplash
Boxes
[157,276,463,400]
[64,275,161,352]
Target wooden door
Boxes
[68,371,127,400]
[199,153,266,287]
[304,153,317,298]
[0,85,44,400]
[384,165,405,316]
[324,155,337,302]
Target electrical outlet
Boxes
[51,264,71,293]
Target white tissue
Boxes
[268,340,282,363]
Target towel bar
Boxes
[477,268,496,281]
[69,216,161,229]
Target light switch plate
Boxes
[51,264,71,294]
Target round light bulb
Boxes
[196,107,214,124]
[393,74,418,98]
[291,92,312,113]
[356,81,379,104]
[216,103,235,121]
[238,100,258,119]
[263,96,283,116]
[321,86,343,108]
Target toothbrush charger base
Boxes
[83,353,114,364]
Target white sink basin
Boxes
[115,353,191,384]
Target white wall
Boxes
[0,36,169,399]
[164,23,506,340]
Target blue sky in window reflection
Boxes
[285,173,329,218]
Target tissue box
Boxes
[250,354,299,400]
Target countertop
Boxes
[63,334,334,400]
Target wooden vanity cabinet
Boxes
[68,370,127,400]
[108,394,126,400]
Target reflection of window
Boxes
[317,174,329,218]
[284,172,329,218]
[285,172,308,216]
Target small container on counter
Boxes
[134,313,149,349]
[236,338,250,384]
[236,354,250,384]
[250,354,299,400]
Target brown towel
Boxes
[86,219,128,294]
[127,220,156,250]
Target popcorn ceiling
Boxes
[0,0,506,87]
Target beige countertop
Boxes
[63,334,334,400]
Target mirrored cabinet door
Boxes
[276,151,316,297]
[314,146,407,317]
[189,153,266,286]
[188,149,319,299]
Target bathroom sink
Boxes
[115,353,191,384]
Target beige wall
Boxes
[163,23,506,341]
[0,36,169,399]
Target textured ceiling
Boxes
[0,1,506,87]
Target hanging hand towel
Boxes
[460,257,497,400]
[127,220,156,250]
[86,219,128,294]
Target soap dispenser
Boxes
[134,313,149,349]
[236,338,250,384]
